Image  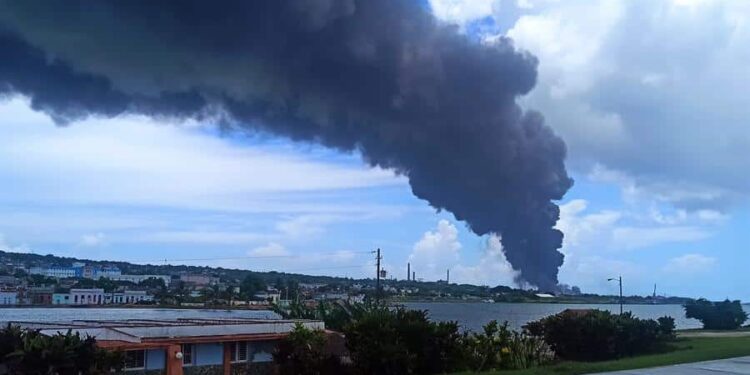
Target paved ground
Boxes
[594,356,750,374]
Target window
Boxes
[230,341,248,362]
[124,350,145,370]
[181,343,194,365]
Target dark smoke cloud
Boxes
[0,0,572,290]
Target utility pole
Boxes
[608,276,623,314]
[375,248,382,304]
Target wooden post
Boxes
[223,342,232,375]
[166,344,184,375]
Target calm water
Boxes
[402,302,718,332]
[0,307,279,324]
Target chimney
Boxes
[407,263,411,281]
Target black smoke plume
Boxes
[0,0,573,290]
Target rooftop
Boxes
[11,318,324,348]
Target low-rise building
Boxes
[180,274,217,286]
[0,290,17,305]
[0,275,18,286]
[109,290,154,304]
[12,318,323,374]
[26,286,54,305]
[70,288,105,305]
[30,266,77,278]
[52,293,71,305]
[109,274,171,286]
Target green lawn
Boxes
[455,336,750,375]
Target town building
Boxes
[30,266,77,278]
[108,290,154,304]
[52,293,71,305]
[29,263,122,280]
[70,288,106,305]
[26,286,54,305]
[180,274,217,286]
[0,290,17,305]
[109,274,171,286]
[11,317,324,374]
[0,275,18,286]
[52,289,155,305]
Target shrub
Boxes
[273,323,348,375]
[684,299,748,330]
[0,324,123,374]
[462,320,553,371]
[524,309,674,361]
[344,307,466,375]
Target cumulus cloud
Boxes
[407,220,517,286]
[429,0,496,26]
[451,235,519,287]
[663,253,716,274]
[248,242,290,257]
[78,233,106,247]
[432,0,750,211]
[0,98,402,213]
[408,220,462,280]
[0,234,30,254]
[555,199,718,292]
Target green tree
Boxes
[684,299,748,330]
[274,323,347,375]
[240,274,266,299]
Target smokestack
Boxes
[0,1,572,289]
[413,271,416,282]
[446,269,450,284]
[407,263,411,281]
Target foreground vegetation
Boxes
[275,303,679,374]
[0,324,123,374]
[458,336,750,375]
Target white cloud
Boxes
[78,233,106,247]
[504,0,750,210]
[612,226,713,251]
[408,220,461,280]
[429,0,496,26]
[555,198,717,293]
[132,230,269,245]
[451,235,518,286]
[407,220,517,286]
[248,242,290,257]
[663,253,716,274]
[0,97,403,213]
[0,234,30,254]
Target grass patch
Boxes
[454,336,750,375]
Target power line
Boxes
[140,250,373,264]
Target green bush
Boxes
[344,307,466,375]
[273,323,349,375]
[0,324,123,374]
[684,299,748,330]
[461,320,552,372]
[524,310,675,361]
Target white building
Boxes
[0,291,17,305]
[70,288,105,305]
[29,266,77,278]
[94,266,122,279]
[109,291,154,304]
[109,274,171,286]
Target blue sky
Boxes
[2,0,749,300]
